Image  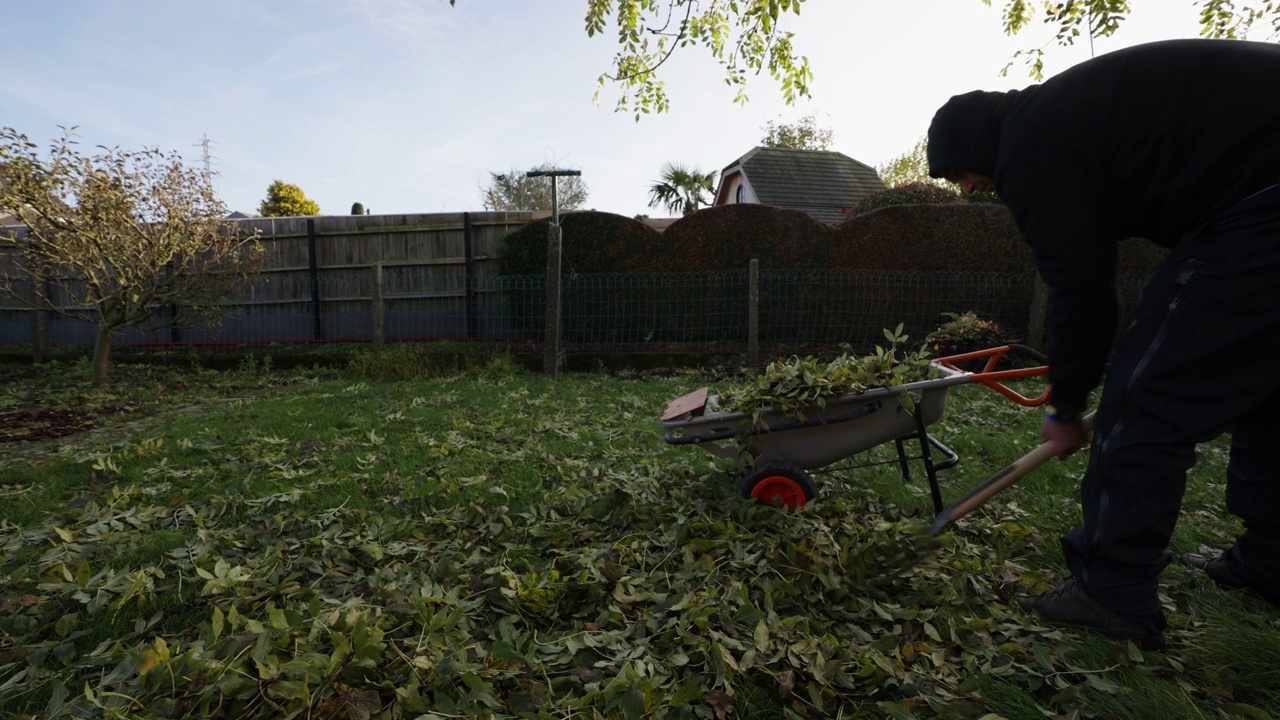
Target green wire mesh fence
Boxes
[0,268,1152,355]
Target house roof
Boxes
[716,146,886,225]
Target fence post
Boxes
[464,212,477,339]
[307,218,324,340]
[167,303,180,344]
[28,263,48,364]
[372,262,385,347]
[1026,272,1050,350]
[748,259,760,367]
[543,223,562,378]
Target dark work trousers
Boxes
[1061,185,1280,633]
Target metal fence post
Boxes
[372,262,385,347]
[527,168,580,378]
[748,259,760,367]
[543,223,562,378]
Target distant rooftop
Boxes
[716,146,886,225]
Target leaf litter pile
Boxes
[1,366,1278,719]
[715,327,936,427]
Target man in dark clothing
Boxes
[926,38,1280,648]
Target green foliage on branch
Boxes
[450,0,816,119]
[583,0,813,118]
[876,137,945,190]
[258,179,320,217]
[647,162,717,216]
[446,2,1280,115]
[850,182,963,218]
[987,0,1280,79]
[482,163,590,213]
[719,325,936,427]
[925,311,1016,357]
[0,126,264,386]
[761,113,835,150]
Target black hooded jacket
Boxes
[928,39,1280,419]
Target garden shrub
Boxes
[658,204,832,271]
[848,182,964,218]
[965,190,1004,205]
[496,212,666,345]
[840,195,1164,274]
[831,203,1032,273]
[496,211,662,276]
[925,311,1019,363]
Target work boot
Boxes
[1016,581,1165,650]
[1179,552,1250,591]
[1179,551,1280,607]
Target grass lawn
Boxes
[1,356,1277,719]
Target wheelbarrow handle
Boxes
[933,345,1053,407]
[928,411,1096,536]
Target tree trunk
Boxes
[92,326,113,387]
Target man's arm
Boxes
[999,153,1121,422]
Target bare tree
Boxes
[0,127,264,386]
[481,163,589,212]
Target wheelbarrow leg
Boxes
[892,406,947,514]
[911,407,946,514]
[894,437,914,485]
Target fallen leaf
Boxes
[704,690,734,720]
[778,669,795,698]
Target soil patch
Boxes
[0,407,124,443]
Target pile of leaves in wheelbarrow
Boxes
[715,326,936,428]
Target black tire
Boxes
[739,464,817,507]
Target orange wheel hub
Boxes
[750,476,807,507]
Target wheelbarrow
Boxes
[661,345,1052,513]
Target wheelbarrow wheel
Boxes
[740,464,816,508]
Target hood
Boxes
[927,89,1023,179]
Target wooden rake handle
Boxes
[928,412,1096,536]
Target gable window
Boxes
[735,184,746,204]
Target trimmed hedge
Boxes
[831,203,1168,275]
[832,203,1033,272]
[658,204,833,271]
[850,182,964,217]
[491,203,1171,350]
[497,211,662,276]
[496,204,1169,276]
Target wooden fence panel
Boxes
[0,211,540,346]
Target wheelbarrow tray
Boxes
[662,363,969,470]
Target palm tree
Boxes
[648,162,717,216]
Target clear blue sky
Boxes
[3,1,1206,218]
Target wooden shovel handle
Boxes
[928,412,1095,536]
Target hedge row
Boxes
[497,203,1169,276]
